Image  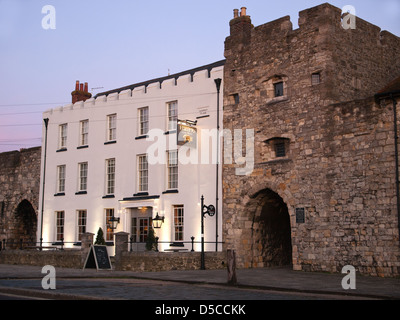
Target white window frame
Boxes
[55,211,65,241]
[167,150,178,190]
[78,162,88,192]
[76,210,87,241]
[137,154,148,192]
[167,101,178,131]
[105,158,115,195]
[59,123,68,149]
[79,120,89,146]
[138,107,149,136]
[173,205,184,241]
[57,165,66,193]
[105,208,114,241]
[107,114,117,142]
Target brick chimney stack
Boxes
[229,7,252,44]
[71,80,92,104]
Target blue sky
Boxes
[0,0,399,152]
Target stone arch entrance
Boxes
[247,188,292,268]
[13,199,37,246]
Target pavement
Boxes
[0,264,399,300]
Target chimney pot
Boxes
[72,80,92,104]
[240,7,247,17]
[233,9,239,18]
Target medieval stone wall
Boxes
[0,147,41,247]
[223,3,400,276]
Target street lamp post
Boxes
[39,118,49,251]
[200,195,215,270]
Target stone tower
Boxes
[223,3,400,276]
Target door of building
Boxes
[130,207,153,251]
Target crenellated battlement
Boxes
[224,3,400,104]
[45,60,225,115]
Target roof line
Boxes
[95,59,226,98]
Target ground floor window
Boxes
[55,211,64,241]
[105,208,114,241]
[77,210,87,241]
[173,205,184,241]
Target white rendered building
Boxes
[38,61,225,255]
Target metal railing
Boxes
[127,236,224,253]
[0,238,85,251]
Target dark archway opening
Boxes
[13,200,37,247]
[251,189,292,267]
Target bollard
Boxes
[227,249,237,285]
[191,236,195,252]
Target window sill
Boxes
[77,145,89,150]
[259,158,292,165]
[162,189,178,194]
[265,96,289,105]
[102,194,115,199]
[164,130,176,135]
[54,193,65,197]
[104,140,116,145]
[135,135,149,140]
[56,148,67,153]
[75,191,87,195]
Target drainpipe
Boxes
[215,78,222,252]
[40,118,49,250]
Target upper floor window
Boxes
[138,107,149,136]
[167,150,178,189]
[261,137,290,162]
[59,124,68,149]
[107,114,117,142]
[274,82,284,97]
[167,101,178,131]
[79,120,89,146]
[57,165,66,193]
[137,154,148,192]
[105,158,115,195]
[312,72,321,85]
[78,162,88,192]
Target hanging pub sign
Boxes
[177,119,197,148]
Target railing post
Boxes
[155,237,159,252]
[191,236,195,252]
[60,238,64,250]
[114,232,129,271]
[130,236,133,252]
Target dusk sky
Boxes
[0,0,399,153]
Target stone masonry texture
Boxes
[222,3,400,277]
[0,147,41,248]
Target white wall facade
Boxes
[38,62,224,255]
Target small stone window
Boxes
[274,141,286,158]
[312,73,321,85]
[274,82,284,97]
[262,137,290,162]
[229,93,240,105]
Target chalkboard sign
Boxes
[83,245,112,270]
